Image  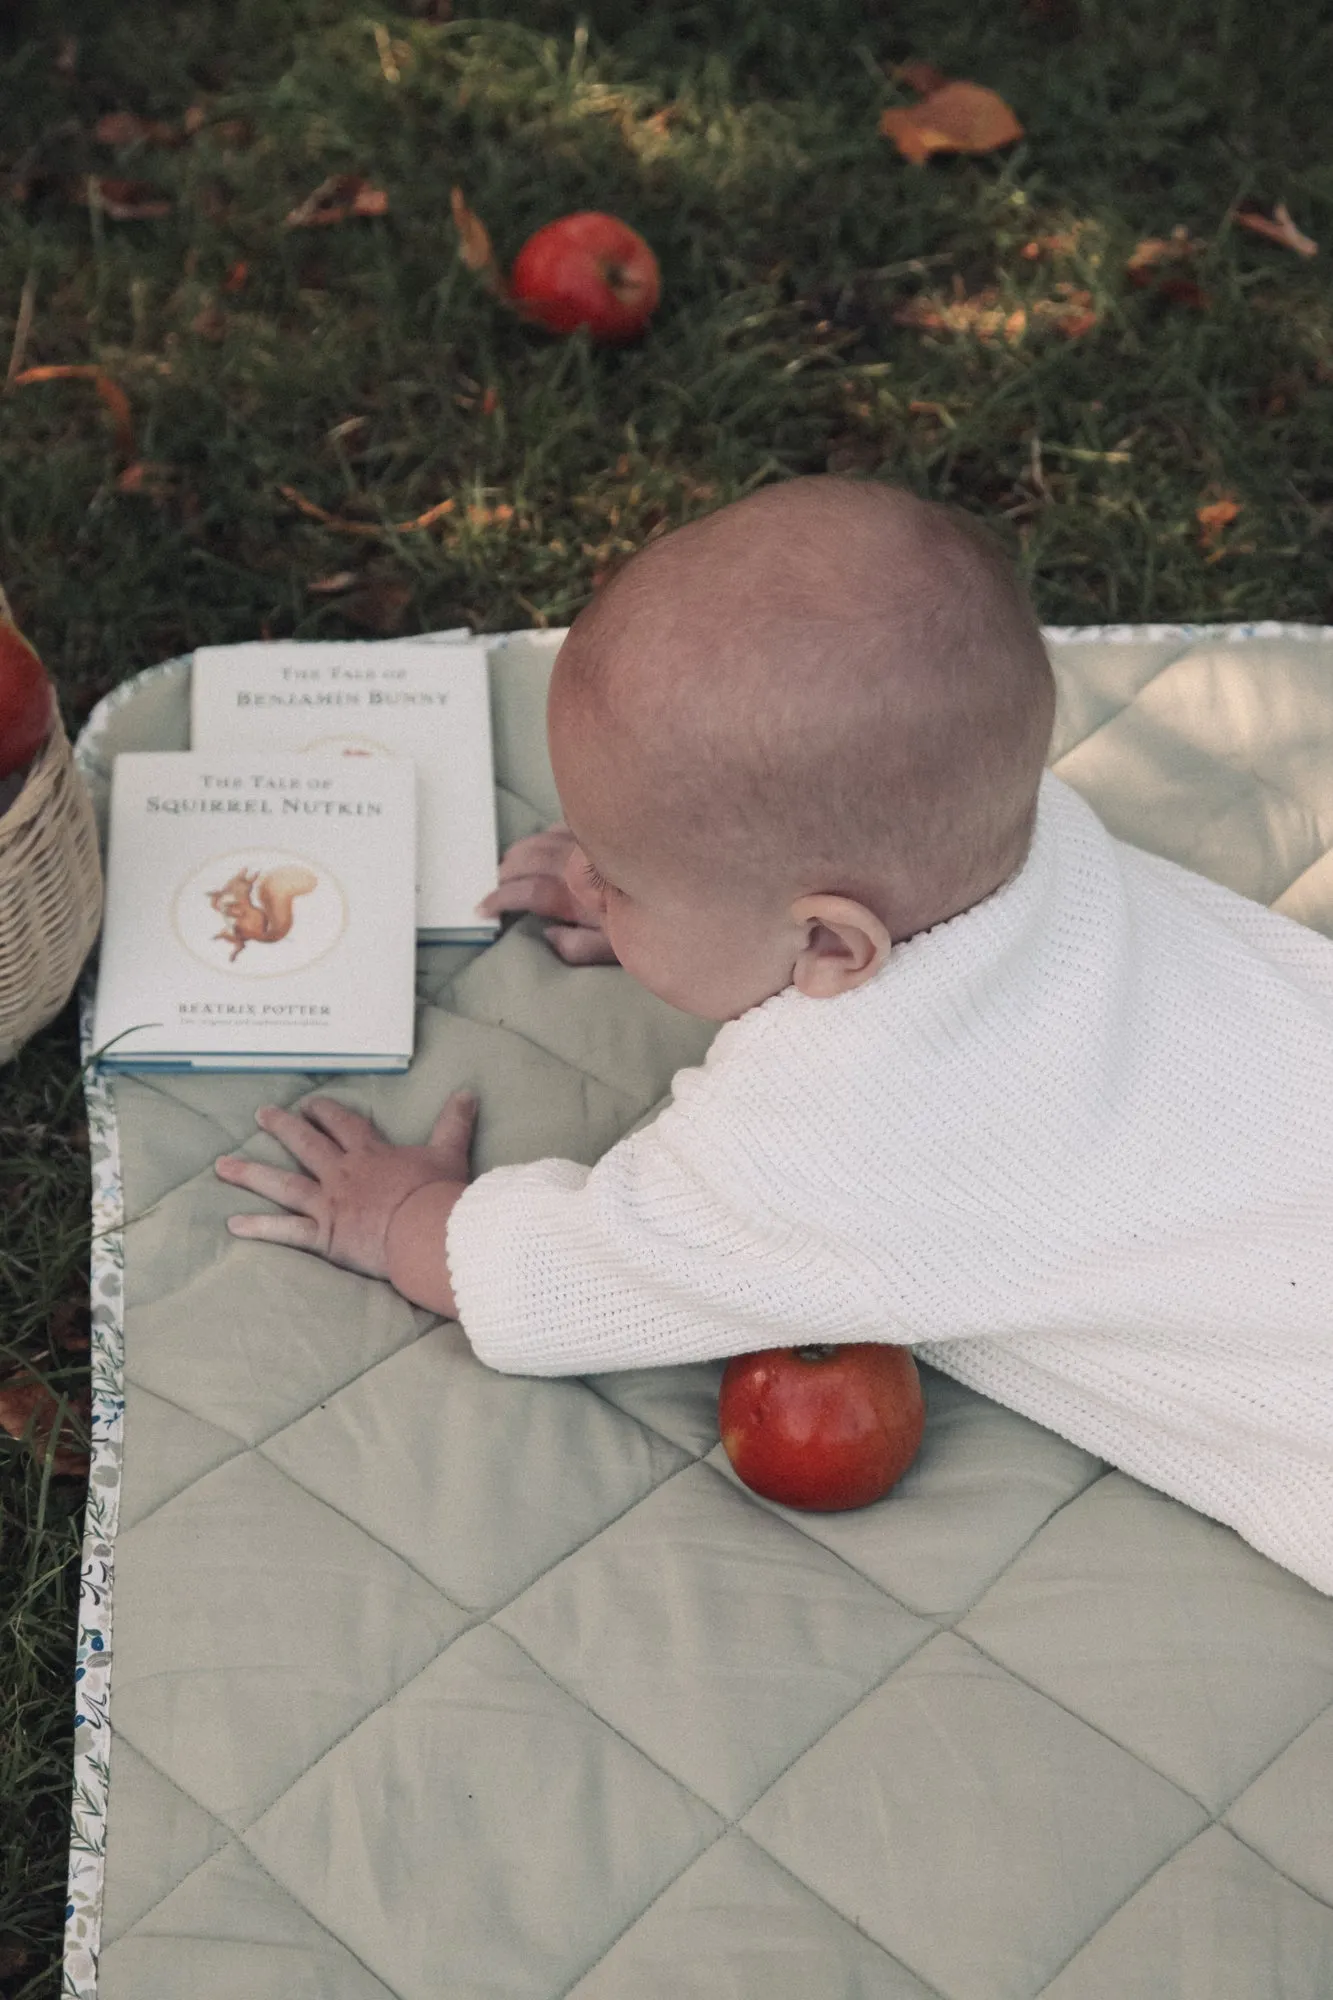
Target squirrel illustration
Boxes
[207,864,319,962]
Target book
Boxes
[92,751,417,1072]
[190,639,499,941]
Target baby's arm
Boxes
[215,1090,476,1317]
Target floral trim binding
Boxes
[62,658,190,2000]
[56,624,1333,1998]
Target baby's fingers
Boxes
[477,876,584,924]
[300,1095,381,1153]
[253,1102,341,1174]
[494,827,573,881]
[215,1154,320,1214]
[544,923,620,966]
[226,1210,322,1250]
[428,1089,478,1172]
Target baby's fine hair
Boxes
[559,477,1056,939]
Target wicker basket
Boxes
[0,698,104,1063]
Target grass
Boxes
[2,0,1333,1988]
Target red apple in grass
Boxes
[0,603,53,781]
[719,1343,925,1511]
[510,212,660,343]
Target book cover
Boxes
[190,639,499,940]
[92,752,417,1072]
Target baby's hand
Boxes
[215,1090,477,1280]
[476,823,619,965]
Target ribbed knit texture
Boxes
[447,773,1333,1592]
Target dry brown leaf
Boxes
[91,175,171,219]
[894,282,1094,342]
[450,187,507,296]
[465,502,515,529]
[1020,230,1081,261]
[183,103,207,136]
[11,364,135,458]
[340,575,413,632]
[190,298,228,341]
[880,80,1023,165]
[223,259,249,293]
[1126,228,1211,310]
[306,571,359,595]
[49,1299,90,1352]
[1197,495,1241,549]
[0,1376,88,1478]
[116,459,175,498]
[1232,203,1317,258]
[894,60,950,96]
[94,110,180,147]
[1126,226,1203,275]
[285,175,389,228]
[280,485,455,536]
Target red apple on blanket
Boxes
[0,595,53,782]
[719,1343,925,1511]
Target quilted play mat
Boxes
[65,624,1333,2000]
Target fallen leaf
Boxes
[1126,226,1203,276]
[222,259,249,293]
[465,502,515,529]
[481,385,498,416]
[1126,227,1210,309]
[0,1940,37,1983]
[183,103,207,136]
[450,186,508,296]
[0,1376,88,1478]
[894,60,950,95]
[49,1299,90,1352]
[11,364,135,458]
[1232,203,1317,258]
[1020,230,1081,260]
[91,175,171,219]
[825,433,880,475]
[189,298,228,341]
[341,575,413,632]
[285,175,389,228]
[894,281,1094,342]
[116,459,175,498]
[280,485,455,535]
[880,80,1023,165]
[306,571,359,595]
[94,110,180,147]
[1197,495,1241,549]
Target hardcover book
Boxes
[92,752,417,1072]
[190,639,499,941]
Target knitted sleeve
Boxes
[444,1108,895,1377]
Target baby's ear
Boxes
[789,895,891,1000]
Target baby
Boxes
[216,477,1333,1592]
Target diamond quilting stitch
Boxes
[741,1631,1208,2000]
[496,1458,936,1819]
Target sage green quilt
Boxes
[66,626,1333,2000]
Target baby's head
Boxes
[548,476,1055,1021]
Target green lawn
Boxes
[3,0,1332,1989]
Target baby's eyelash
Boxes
[581,858,609,893]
